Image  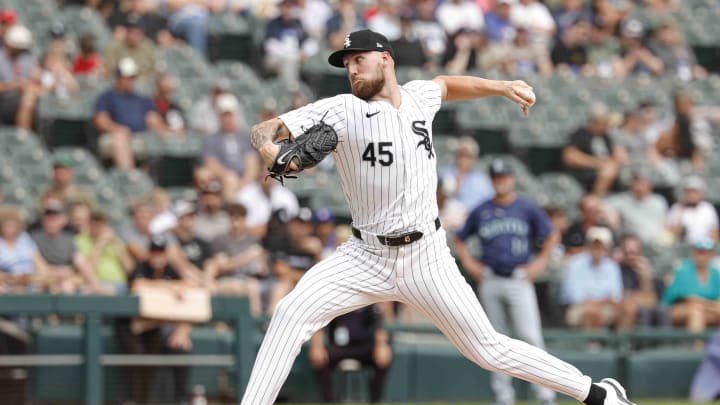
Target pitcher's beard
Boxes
[351,70,385,100]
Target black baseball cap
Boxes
[148,234,169,252]
[488,158,514,177]
[328,29,395,68]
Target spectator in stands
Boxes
[170,199,215,274]
[389,13,429,68]
[94,58,178,169]
[553,0,592,36]
[45,22,71,64]
[309,305,392,403]
[194,179,230,243]
[509,0,555,45]
[108,0,168,44]
[31,198,103,294]
[482,25,554,76]
[296,0,333,39]
[39,45,78,98]
[661,237,720,335]
[152,73,185,132]
[68,200,92,236]
[313,208,337,259]
[366,0,403,41]
[617,234,668,328]
[104,15,157,78]
[563,193,620,254]
[43,154,97,208]
[443,29,489,74]
[561,226,623,330]
[115,234,192,404]
[484,0,515,44]
[325,0,365,50]
[0,206,47,293]
[76,210,133,295]
[604,167,668,245]
[437,0,484,36]
[648,20,706,81]
[618,19,664,77]
[410,0,446,63]
[202,93,259,195]
[610,109,656,164]
[666,176,719,244]
[439,136,494,213]
[655,90,706,171]
[268,207,321,313]
[122,201,157,262]
[189,77,241,136]
[72,35,104,77]
[160,0,209,56]
[235,168,300,238]
[585,18,623,78]
[209,203,265,316]
[0,25,40,129]
[551,19,589,74]
[263,0,317,82]
[562,103,628,195]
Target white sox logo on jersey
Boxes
[412,120,434,159]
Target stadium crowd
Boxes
[0,0,719,400]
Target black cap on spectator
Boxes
[49,22,65,39]
[124,14,142,29]
[488,158,514,177]
[148,234,168,252]
[328,29,395,68]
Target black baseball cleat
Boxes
[597,378,636,405]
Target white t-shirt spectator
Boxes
[510,0,555,40]
[235,182,299,227]
[298,0,333,37]
[667,201,719,244]
[437,0,484,35]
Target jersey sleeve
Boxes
[278,95,347,139]
[404,80,443,116]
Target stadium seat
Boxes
[109,168,155,206]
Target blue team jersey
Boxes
[456,197,553,276]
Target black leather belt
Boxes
[352,218,441,246]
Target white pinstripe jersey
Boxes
[279,80,442,235]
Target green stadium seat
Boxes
[627,347,704,398]
[109,169,155,205]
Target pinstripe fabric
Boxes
[241,80,593,404]
[240,230,592,404]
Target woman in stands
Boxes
[661,237,720,336]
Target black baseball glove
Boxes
[267,120,338,183]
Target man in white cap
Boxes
[201,93,259,195]
[93,57,179,169]
[666,175,719,244]
[0,25,39,128]
[560,226,624,331]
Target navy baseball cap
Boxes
[328,29,395,68]
[488,158,514,177]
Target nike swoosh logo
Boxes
[276,149,294,165]
[366,111,381,118]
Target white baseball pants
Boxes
[240,228,592,404]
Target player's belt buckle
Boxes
[381,231,423,246]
